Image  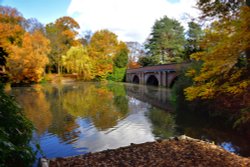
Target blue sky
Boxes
[1,0,199,43]
[1,0,71,24]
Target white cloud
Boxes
[67,0,200,43]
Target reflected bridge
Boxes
[124,83,173,111]
[126,63,188,87]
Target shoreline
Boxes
[40,135,250,167]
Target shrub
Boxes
[0,83,35,167]
[107,67,126,82]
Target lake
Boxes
[9,82,250,163]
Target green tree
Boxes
[45,16,80,74]
[138,55,157,67]
[62,45,94,80]
[184,21,204,59]
[145,16,185,64]
[0,83,35,166]
[108,42,129,82]
[113,42,129,68]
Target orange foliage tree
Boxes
[88,29,123,80]
[0,6,25,71]
[45,16,80,74]
[7,31,50,83]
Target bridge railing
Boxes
[126,62,189,73]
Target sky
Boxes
[1,0,200,43]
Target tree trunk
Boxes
[246,0,250,72]
[246,47,250,72]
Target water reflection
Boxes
[124,84,172,111]
[12,85,52,135]
[61,83,127,130]
[146,108,176,139]
[9,82,250,159]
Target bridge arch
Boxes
[146,75,159,86]
[169,76,178,88]
[132,75,140,84]
[167,72,178,88]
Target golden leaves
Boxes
[88,30,123,80]
[7,31,50,83]
[185,82,216,101]
[185,6,250,101]
[186,69,197,77]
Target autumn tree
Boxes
[25,18,45,34]
[62,46,94,80]
[6,31,50,83]
[184,1,250,114]
[45,16,80,74]
[145,16,185,64]
[88,29,121,80]
[196,0,244,20]
[0,6,25,72]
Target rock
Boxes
[39,158,49,167]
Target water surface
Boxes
[10,82,250,162]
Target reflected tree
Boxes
[12,84,52,135]
[147,108,176,139]
[45,84,80,143]
[108,83,129,116]
[61,83,128,131]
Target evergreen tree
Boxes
[145,16,185,64]
[184,21,204,59]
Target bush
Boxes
[171,62,202,103]
[0,83,35,167]
[107,67,126,82]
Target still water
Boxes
[10,82,250,161]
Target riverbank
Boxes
[40,135,250,167]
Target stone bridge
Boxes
[126,63,188,87]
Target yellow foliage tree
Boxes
[62,45,94,80]
[88,29,121,80]
[185,6,250,105]
[7,31,50,83]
